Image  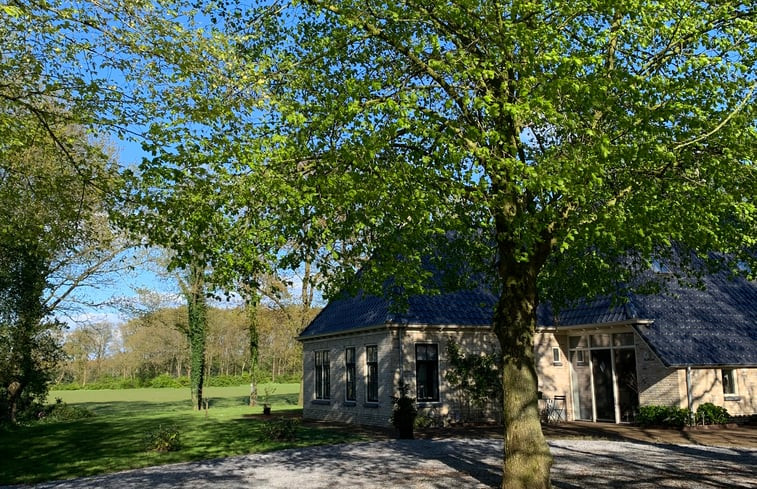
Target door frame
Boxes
[569,331,638,423]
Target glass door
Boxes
[570,349,593,420]
[614,349,639,422]
[591,349,615,421]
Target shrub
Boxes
[414,414,437,429]
[206,375,251,387]
[390,380,417,439]
[696,403,730,425]
[143,424,181,452]
[637,405,691,428]
[149,374,183,389]
[24,398,94,424]
[259,417,300,442]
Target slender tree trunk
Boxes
[494,256,553,489]
[247,296,260,406]
[186,262,208,411]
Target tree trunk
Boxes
[186,263,208,411]
[494,259,553,489]
[7,381,24,423]
[247,297,260,406]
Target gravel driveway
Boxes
[12,439,757,489]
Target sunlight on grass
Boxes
[1,383,363,485]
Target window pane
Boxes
[345,347,356,401]
[415,343,439,402]
[366,346,378,402]
[613,333,634,347]
[324,360,330,398]
[722,369,736,395]
[315,350,330,400]
[590,334,612,348]
[569,335,588,349]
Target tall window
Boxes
[345,347,356,401]
[366,345,378,402]
[416,344,439,402]
[722,369,736,396]
[314,350,330,400]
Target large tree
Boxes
[252,2,756,488]
[0,113,117,421]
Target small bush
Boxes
[206,375,250,387]
[259,417,300,442]
[414,414,437,429]
[390,380,417,439]
[143,424,182,452]
[637,405,691,428]
[696,403,730,425]
[28,399,94,424]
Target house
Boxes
[298,270,757,426]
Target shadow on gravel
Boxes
[550,441,757,489]
[21,436,757,489]
[30,457,250,489]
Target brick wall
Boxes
[400,327,500,424]
[301,326,501,427]
[686,367,757,416]
[534,331,571,418]
[635,337,683,408]
[302,325,757,427]
[301,330,396,427]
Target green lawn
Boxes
[0,384,363,485]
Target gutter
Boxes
[537,319,654,333]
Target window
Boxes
[651,259,670,274]
[552,347,561,364]
[314,350,330,400]
[576,350,586,364]
[366,345,378,403]
[416,344,439,402]
[722,369,736,396]
[345,347,356,402]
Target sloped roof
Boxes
[301,271,757,367]
[630,272,757,367]
[300,287,497,338]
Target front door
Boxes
[591,349,615,421]
[614,349,639,422]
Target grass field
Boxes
[0,384,363,485]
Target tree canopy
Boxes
[247,2,756,488]
[0,108,117,420]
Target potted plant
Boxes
[390,380,417,439]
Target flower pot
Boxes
[398,425,414,439]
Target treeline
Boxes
[57,304,318,389]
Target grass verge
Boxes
[0,384,364,485]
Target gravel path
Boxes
[11,439,757,489]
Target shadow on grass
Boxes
[0,403,358,485]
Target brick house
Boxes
[298,271,757,426]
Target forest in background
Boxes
[56,303,319,389]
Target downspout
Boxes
[398,320,406,381]
[686,366,694,425]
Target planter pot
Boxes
[397,422,415,439]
